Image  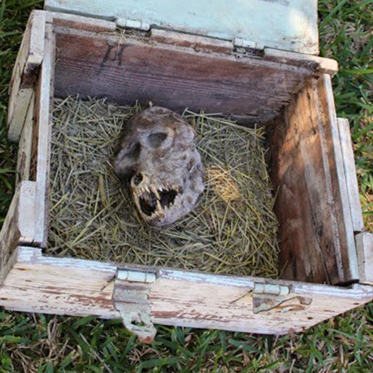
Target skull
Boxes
[114,107,204,226]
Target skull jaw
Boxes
[131,183,181,226]
[131,176,202,226]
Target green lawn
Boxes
[0,1,373,372]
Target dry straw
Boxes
[49,97,279,278]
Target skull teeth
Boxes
[151,186,161,200]
[133,183,180,221]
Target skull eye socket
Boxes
[148,132,168,148]
[123,142,141,160]
[133,173,143,186]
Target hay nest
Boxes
[49,97,279,278]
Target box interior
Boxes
[47,27,354,286]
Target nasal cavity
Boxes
[148,132,168,148]
[133,173,143,186]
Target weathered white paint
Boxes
[8,10,45,143]
[45,0,319,54]
[8,89,34,143]
[337,118,364,233]
[0,182,37,283]
[16,91,35,183]
[1,247,372,336]
[17,182,37,244]
[356,233,373,285]
[34,23,54,248]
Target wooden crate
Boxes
[1,2,373,343]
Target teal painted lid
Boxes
[45,0,319,55]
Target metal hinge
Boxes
[233,38,264,50]
[254,283,290,296]
[114,19,264,55]
[116,18,150,31]
[114,269,157,343]
[253,283,312,314]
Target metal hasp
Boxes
[253,283,312,314]
[113,270,157,343]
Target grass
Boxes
[0,0,372,371]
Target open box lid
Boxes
[44,0,319,55]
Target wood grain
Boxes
[264,48,338,76]
[46,11,116,33]
[270,76,358,285]
[150,29,233,54]
[0,247,372,335]
[33,23,55,248]
[16,92,35,182]
[53,29,316,123]
[0,182,36,283]
[338,118,364,233]
[356,233,373,285]
[8,10,45,143]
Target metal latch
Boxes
[253,283,312,314]
[114,269,157,343]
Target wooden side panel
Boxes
[270,75,358,285]
[0,182,36,283]
[338,118,364,233]
[8,10,45,142]
[53,29,317,123]
[324,75,358,281]
[0,247,117,317]
[356,233,373,285]
[33,23,55,247]
[0,248,372,335]
[16,92,35,182]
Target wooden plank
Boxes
[150,29,233,54]
[8,89,34,143]
[356,233,373,285]
[16,92,35,182]
[338,118,364,233]
[45,0,319,55]
[323,75,358,281]
[33,23,55,248]
[46,11,116,33]
[264,48,338,76]
[0,196,21,283]
[0,247,118,317]
[0,182,36,283]
[0,247,372,335]
[53,29,316,123]
[8,10,45,142]
[270,76,358,285]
